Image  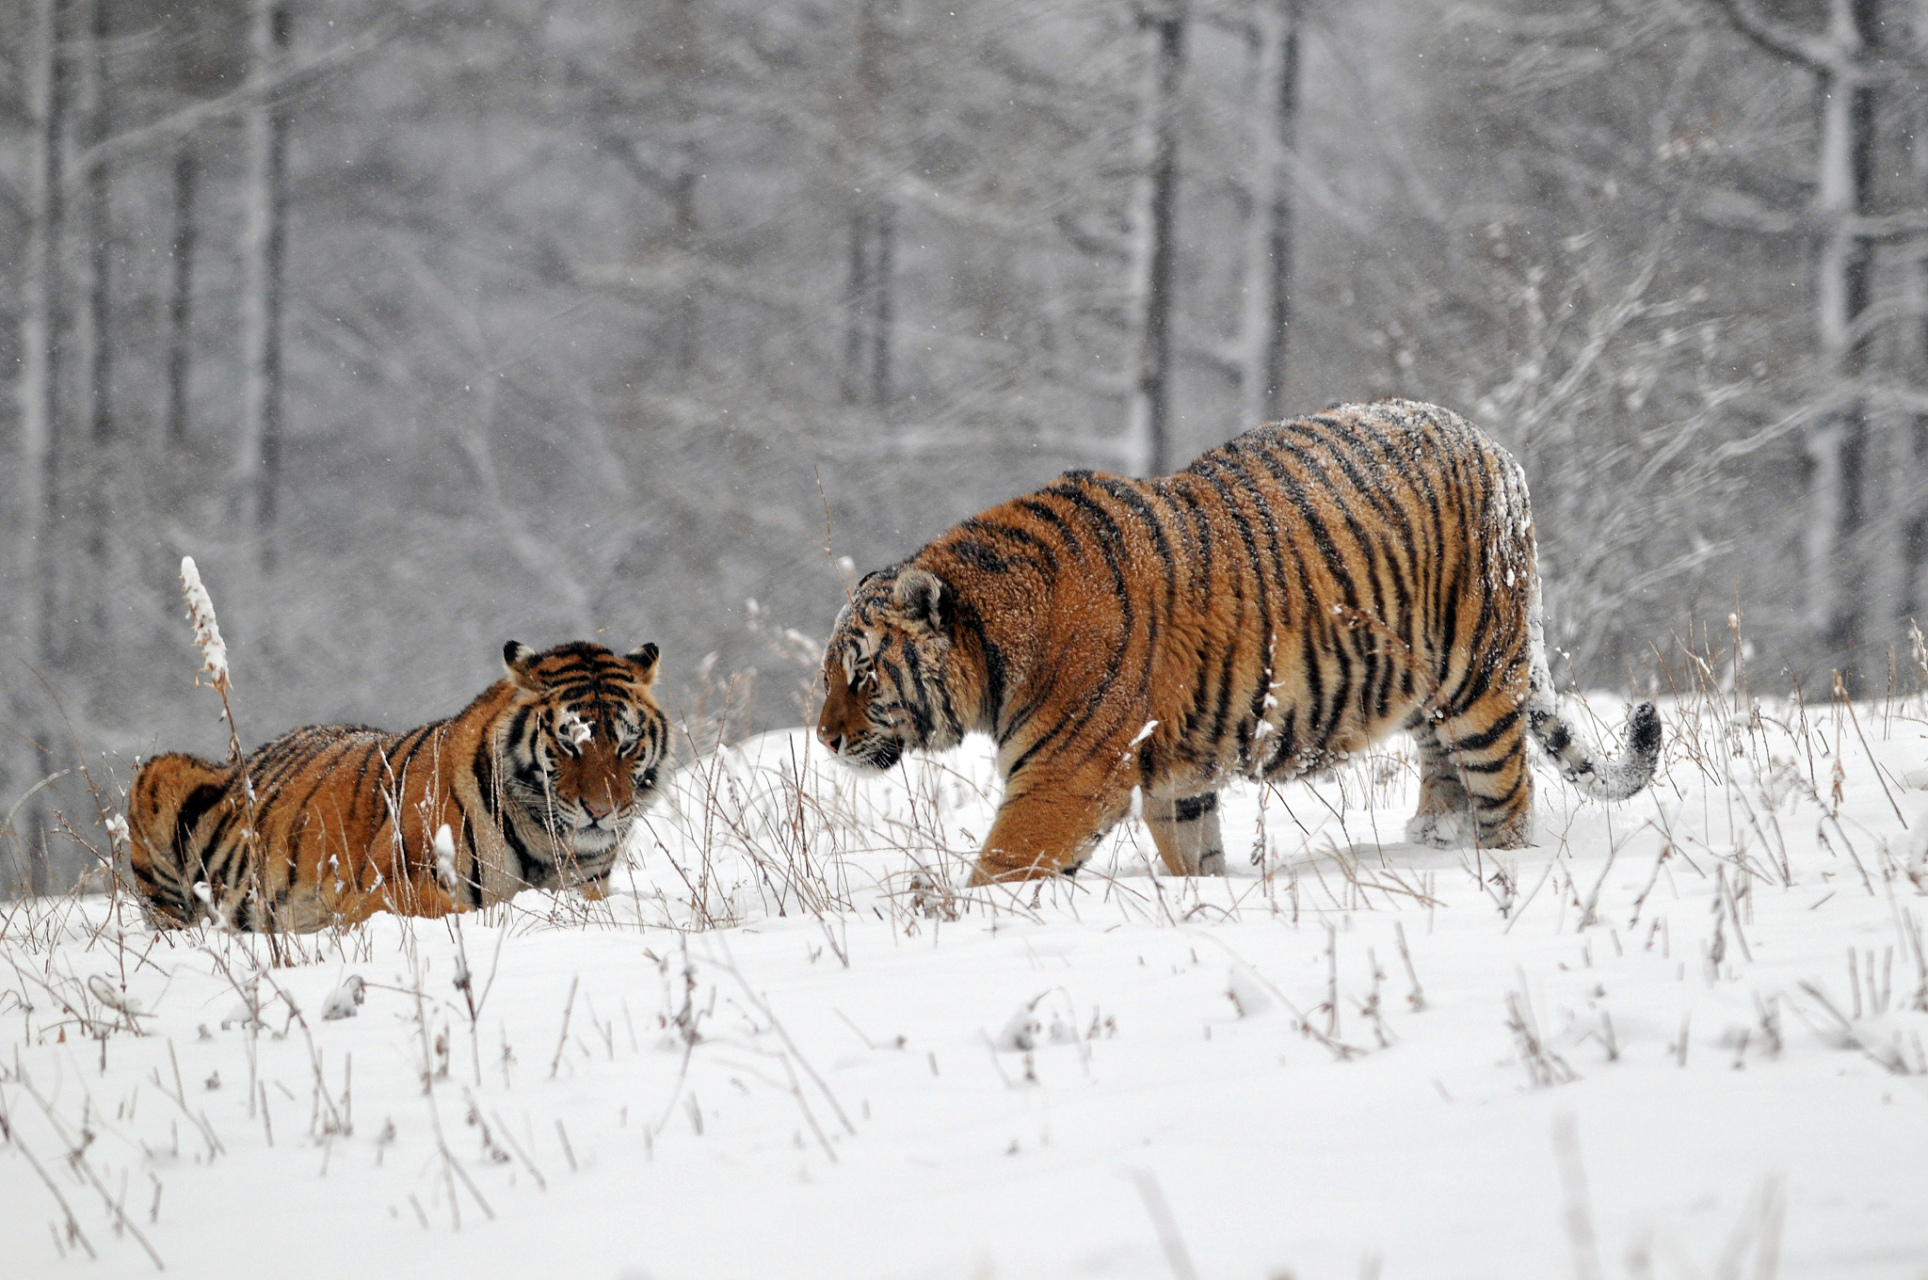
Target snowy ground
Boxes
[4,683,1928,1280]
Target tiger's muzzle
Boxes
[816,681,903,771]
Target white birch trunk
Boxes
[16,0,64,665]
[12,0,65,895]
[74,0,111,448]
[237,0,290,570]
[1237,0,1300,430]
[1710,0,1883,671]
[1898,6,1928,630]
[76,0,113,646]
[1124,1,1186,477]
[1804,0,1876,666]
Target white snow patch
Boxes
[4,699,1928,1278]
[321,974,366,1021]
[433,823,458,890]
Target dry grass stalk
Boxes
[1506,977,1578,1088]
[13,1064,164,1268]
[175,558,284,955]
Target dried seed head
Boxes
[178,556,229,691]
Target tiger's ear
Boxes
[627,642,660,685]
[503,641,540,690]
[892,568,950,635]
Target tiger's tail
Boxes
[1521,568,1663,803]
[126,753,231,927]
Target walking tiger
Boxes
[815,399,1661,884]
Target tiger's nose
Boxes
[816,726,843,752]
[583,797,614,820]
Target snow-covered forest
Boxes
[4,3,1928,1275]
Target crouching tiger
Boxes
[127,640,669,930]
[816,398,1661,885]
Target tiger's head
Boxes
[816,565,971,771]
[497,640,668,870]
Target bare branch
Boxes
[1854,209,1928,244]
[1053,211,1131,262]
[62,17,393,189]
[1691,185,1803,235]
[593,135,678,202]
[1691,192,1928,243]
[1706,0,1839,71]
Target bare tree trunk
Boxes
[1901,4,1928,627]
[237,0,290,573]
[872,201,893,409]
[1806,0,1880,673]
[1124,0,1187,477]
[839,0,894,413]
[76,0,114,646]
[1238,0,1301,429]
[75,0,111,449]
[18,0,65,663]
[13,0,67,897]
[843,211,871,404]
[842,204,896,409]
[659,0,701,384]
[1711,0,1880,675]
[672,158,699,378]
[165,144,197,448]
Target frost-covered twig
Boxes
[178,556,229,693]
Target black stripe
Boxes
[1013,498,1083,558]
[1447,705,1523,755]
[1172,793,1218,822]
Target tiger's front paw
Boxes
[967,854,1063,886]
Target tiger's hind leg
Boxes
[1410,687,1536,849]
[1143,791,1226,876]
[1402,712,1476,848]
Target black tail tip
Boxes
[1627,701,1662,760]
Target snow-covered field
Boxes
[5,685,1928,1279]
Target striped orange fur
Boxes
[127,641,667,930]
[816,399,1660,884]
